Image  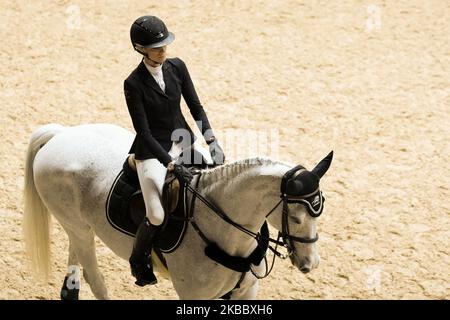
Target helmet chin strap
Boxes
[147,57,163,66]
[135,46,163,66]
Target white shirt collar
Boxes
[143,59,163,76]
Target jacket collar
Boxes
[137,59,173,98]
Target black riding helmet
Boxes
[130,16,175,55]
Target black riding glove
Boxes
[209,140,225,165]
[173,164,193,185]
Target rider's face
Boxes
[144,46,167,66]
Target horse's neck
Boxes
[197,158,290,255]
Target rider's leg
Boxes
[130,158,167,286]
[136,158,166,226]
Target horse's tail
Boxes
[23,123,65,280]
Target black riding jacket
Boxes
[124,58,213,166]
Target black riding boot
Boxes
[129,217,158,286]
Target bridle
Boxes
[266,191,321,251]
[265,165,323,263]
[183,164,324,278]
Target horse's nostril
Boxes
[300,267,310,273]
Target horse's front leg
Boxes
[228,272,259,300]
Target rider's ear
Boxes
[286,179,303,195]
[311,151,333,179]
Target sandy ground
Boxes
[0,1,449,300]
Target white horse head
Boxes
[264,151,333,273]
[194,152,333,277]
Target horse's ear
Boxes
[311,151,333,179]
[286,179,303,195]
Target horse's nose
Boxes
[300,267,311,273]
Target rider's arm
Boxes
[124,80,173,167]
[177,58,214,138]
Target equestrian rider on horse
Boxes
[124,15,225,286]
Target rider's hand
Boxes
[208,140,225,165]
[171,163,193,185]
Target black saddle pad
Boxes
[106,159,189,253]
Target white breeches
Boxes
[135,141,211,226]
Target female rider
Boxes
[124,15,225,286]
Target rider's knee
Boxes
[146,209,164,226]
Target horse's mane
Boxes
[199,157,292,192]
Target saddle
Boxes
[105,146,213,273]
